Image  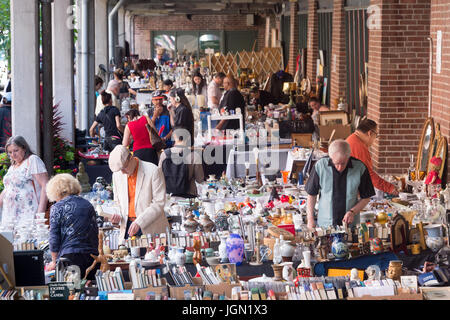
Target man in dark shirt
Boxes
[250,85,276,109]
[216,76,245,131]
[305,139,375,229]
[0,92,12,149]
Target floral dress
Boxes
[1,155,47,224]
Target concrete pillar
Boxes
[118,7,125,50]
[265,16,271,48]
[306,0,318,88]
[329,0,346,110]
[52,0,75,145]
[10,0,41,154]
[95,0,108,75]
[288,2,299,75]
[75,0,96,132]
[125,11,132,47]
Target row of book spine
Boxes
[95,267,125,292]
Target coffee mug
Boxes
[260,245,272,262]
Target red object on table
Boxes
[77,150,109,160]
[278,224,295,236]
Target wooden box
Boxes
[133,278,169,300]
[169,277,204,300]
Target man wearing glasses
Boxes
[346,118,399,196]
[108,145,169,242]
[306,139,375,229]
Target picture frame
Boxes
[319,110,349,126]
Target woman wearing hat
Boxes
[150,90,173,148]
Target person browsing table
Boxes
[305,139,375,229]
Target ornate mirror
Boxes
[427,123,441,173]
[416,118,435,180]
[434,137,447,179]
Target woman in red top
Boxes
[122,111,158,165]
[346,118,399,196]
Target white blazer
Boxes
[112,159,169,242]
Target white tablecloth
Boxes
[226,148,291,179]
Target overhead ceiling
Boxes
[123,0,287,16]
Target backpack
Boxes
[161,149,189,197]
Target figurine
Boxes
[84,231,113,279]
[76,162,91,193]
[365,265,381,281]
[386,260,403,280]
[350,268,360,282]
[425,156,442,198]
[192,238,202,265]
[183,212,199,233]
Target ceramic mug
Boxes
[259,245,272,262]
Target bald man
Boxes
[215,76,245,131]
[306,139,375,229]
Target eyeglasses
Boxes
[370,130,379,138]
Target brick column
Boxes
[288,2,299,75]
[330,0,347,109]
[306,0,318,87]
[430,0,450,182]
[367,0,431,176]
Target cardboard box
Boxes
[169,277,204,300]
[204,282,241,299]
[319,124,352,141]
[347,291,423,300]
[133,278,169,300]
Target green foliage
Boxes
[0,0,9,68]
[0,152,10,193]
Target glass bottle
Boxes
[273,238,282,264]
[406,154,415,193]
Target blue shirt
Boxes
[49,195,99,257]
[155,112,173,148]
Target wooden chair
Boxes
[291,133,313,148]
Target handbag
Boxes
[145,122,166,151]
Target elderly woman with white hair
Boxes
[305,139,375,229]
[45,174,99,280]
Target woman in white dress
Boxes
[0,136,49,225]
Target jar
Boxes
[175,247,186,266]
[281,240,295,262]
[331,233,349,260]
[225,233,245,266]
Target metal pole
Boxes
[108,0,127,75]
[81,0,89,132]
[41,0,54,175]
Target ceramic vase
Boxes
[282,262,295,282]
[225,233,245,266]
[426,236,445,252]
[218,236,229,263]
[199,214,215,233]
[214,211,229,232]
[175,247,186,266]
[272,264,283,281]
[331,233,349,260]
[370,238,384,254]
[281,240,295,262]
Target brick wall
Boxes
[367,0,431,176]
[306,0,319,88]
[133,14,266,59]
[430,0,450,182]
[329,0,347,109]
[288,2,299,75]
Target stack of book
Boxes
[95,267,125,292]
[0,290,17,300]
[129,261,164,289]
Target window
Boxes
[177,33,199,58]
[154,34,176,60]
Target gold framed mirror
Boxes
[434,137,447,179]
[427,123,441,173]
[416,117,435,180]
